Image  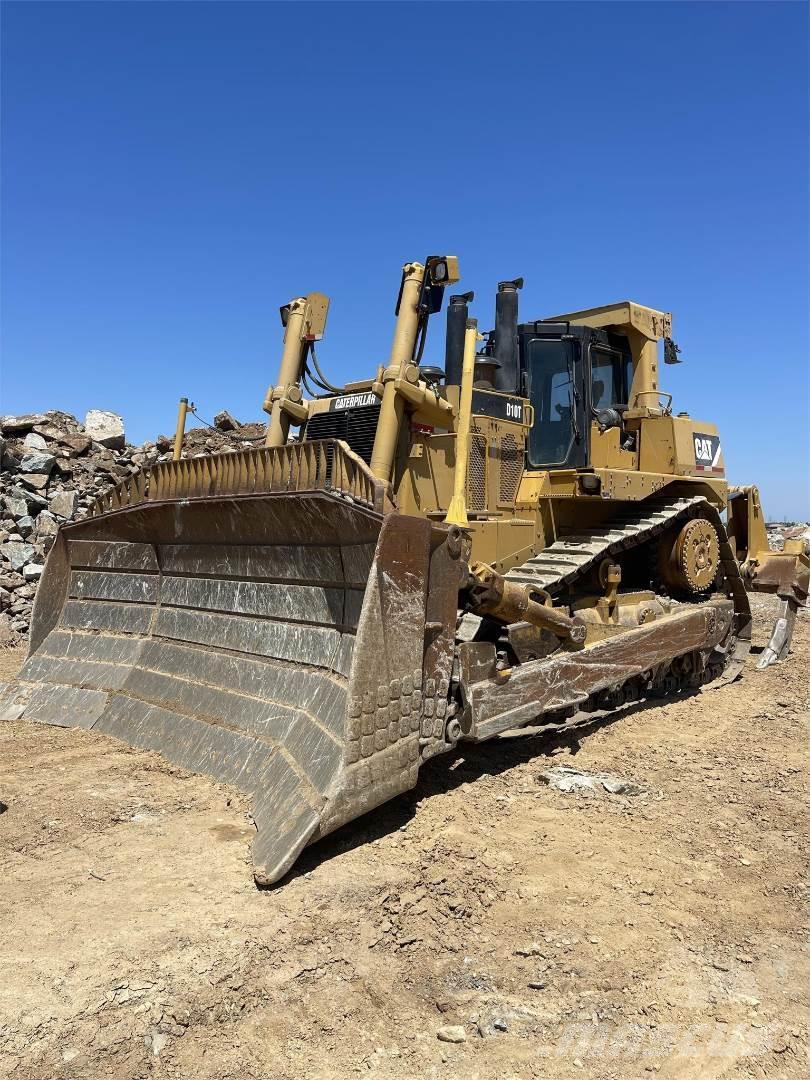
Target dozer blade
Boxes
[0,442,462,885]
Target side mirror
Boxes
[664,337,682,365]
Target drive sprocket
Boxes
[675,518,720,593]
[659,516,720,595]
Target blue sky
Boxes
[2,1,808,517]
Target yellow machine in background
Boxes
[3,255,806,884]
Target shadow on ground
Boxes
[277,688,702,887]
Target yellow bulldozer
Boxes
[2,256,807,884]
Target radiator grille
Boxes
[499,433,523,505]
[305,403,381,465]
[467,432,487,512]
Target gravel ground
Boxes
[0,594,807,1079]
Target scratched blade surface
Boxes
[1,491,422,885]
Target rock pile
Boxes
[155,411,266,457]
[0,409,263,645]
[0,411,161,645]
[766,521,810,553]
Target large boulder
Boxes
[0,439,18,470]
[3,495,28,520]
[22,432,48,451]
[59,433,91,456]
[10,485,47,512]
[19,451,55,475]
[18,472,50,492]
[1,541,35,571]
[214,410,239,432]
[0,414,47,435]
[49,490,76,520]
[34,512,59,540]
[84,410,125,450]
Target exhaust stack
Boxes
[444,291,474,386]
[493,278,523,394]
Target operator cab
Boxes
[518,321,634,470]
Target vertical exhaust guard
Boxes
[445,292,473,386]
[493,278,523,394]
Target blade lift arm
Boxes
[368,257,460,482]
[264,293,330,448]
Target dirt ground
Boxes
[0,595,807,1080]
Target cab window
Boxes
[589,346,627,413]
[527,338,579,466]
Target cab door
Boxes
[525,334,587,470]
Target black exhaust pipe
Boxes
[493,278,523,394]
[444,291,474,386]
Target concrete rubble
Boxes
[0,408,265,646]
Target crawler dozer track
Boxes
[447,496,753,745]
[505,494,752,685]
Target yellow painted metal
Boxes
[589,422,638,471]
[264,292,330,448]
[172,397,189,462]
[369,262,426,480]
[26,254,807,898]
[444,319,478,527]
[264,296,307,447]
[726,485,809,618]
[89,440,389,517]
[727,484,770,563]
[469,561,586,641]
[546,301,671,344]
[394,373,456,427]
[628,337,660,413]
[546,301,672,418]
[146,266,784,619]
